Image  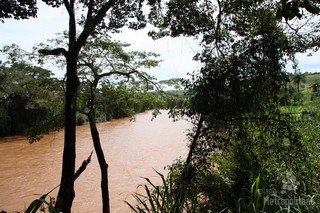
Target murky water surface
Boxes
[0,111,189,212]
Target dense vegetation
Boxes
[0,46,172,138]
[2,0,320,212]
[129,72,320,212]
[0,59,64,141]
[126,0,320,212]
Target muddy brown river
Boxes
[0,111,190,212]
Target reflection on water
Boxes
[0,111,189,212]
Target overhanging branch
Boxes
[38,48,67,57]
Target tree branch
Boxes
[103,65,162,91]
[38,48,67,57]
[75,0,115,53]
[74,151,94,180]
[99,70,137,78]
[86,0,94,21]
[215,0,224,57]
[63,0,73,16]
[78,60,96,73]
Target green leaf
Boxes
[24,194,47,213]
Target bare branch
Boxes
[38,48,67,57]
[86,0,94,21]
[75,0,115,53]
[215,0,225,57]
[74,151,94,180]
[99,70,138,78]
[285,19,299,33]
[100,64,162,91]
[78,59,96,73]
[63,0,73,16]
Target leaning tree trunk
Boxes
[185,115,205,166]
[173,115,204,212]
[88,115,110,213]
[88,83,110,213]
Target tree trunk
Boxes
[88,83,110,213]
[55,52,79,213]
[173,115,204,212]
[54,2,80,212]
[88,115,110,213]
[185,115,204,166]
[46,0,115,211]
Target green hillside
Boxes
[285,72,320,114]
[300,72,320,96]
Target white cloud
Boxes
[0,2,201,80]
[1,2,317,80]
[111,27,202,80]
[0,1,68,51]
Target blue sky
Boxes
[294,52,320,73]
[0,2,319,80]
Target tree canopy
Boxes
[0,45,64,141]
[0,0,37,22]
[128,0,320,212]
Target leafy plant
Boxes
[236,176,268,213]
[126,170,198,213]
[24,186,59,213]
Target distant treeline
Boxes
[0,62,184,138]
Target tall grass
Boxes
[126,170,198,213]
[22,185,58,213]
[234,176,268,213]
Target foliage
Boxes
[157,85,320,212]
[0,46,64,141]
[148,0,216,40]
[279,72,320,106]
[291,72,306,93]
[24,187,59,213]
[181,1,291,161]
[127,113,320,212]
[73,33,164,213]
[70,34,164,121]
[137,0,320,212]
[4,0,320,212]
[162,90,185,111]
[95,83,165,121]
[277,0,320,21]
[126,170,199,213]
[0,0,37,22]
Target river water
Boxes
[0,111,190,212]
